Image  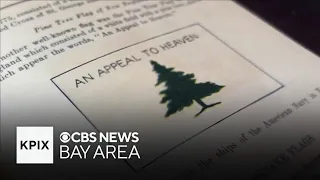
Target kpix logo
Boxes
[16,127,53,164]
[20,140,49,150]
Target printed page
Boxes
[1,1,320,179]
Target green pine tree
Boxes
[150,60,225,117]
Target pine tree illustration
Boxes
[150,60,225,117]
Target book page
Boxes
[1,1,320,179]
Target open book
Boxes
[1,1,320,179]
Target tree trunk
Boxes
[194,98,208,108]
[194,98,221,117]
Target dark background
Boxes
[236,0,320,57]
[236,1,320,179]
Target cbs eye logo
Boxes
[59,132,97,143]
[16,127,53,164]
[60,132,71,143]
